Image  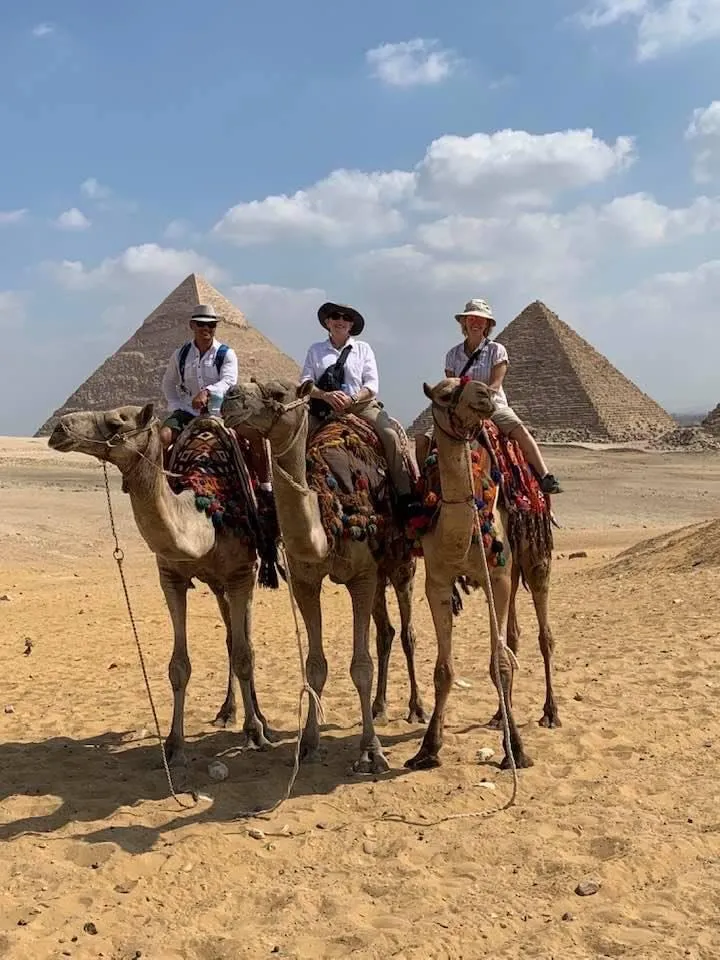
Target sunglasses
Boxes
[328,312,351,322]
[194,320,217,328]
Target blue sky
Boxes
[2,0,720,435]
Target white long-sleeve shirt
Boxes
[161,338,238,415]
[300,337,380,397]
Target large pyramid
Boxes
[35,274,300,436]
[409,300,675,442]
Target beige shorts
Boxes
[422,404,522,440]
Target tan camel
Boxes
[222,379,424,774]
[406,376,556,771]
[48,403,275,766]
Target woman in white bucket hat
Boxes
[419,298,562,494]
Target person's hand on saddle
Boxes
[191,388,209,412]
[322,390,353,413]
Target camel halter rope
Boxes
[430,397,519,813]
[62,417,199,809]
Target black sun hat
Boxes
[317,301,365,337]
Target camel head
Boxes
[48,403,158,470]
[422,378,497,438]
[223,379,312,436]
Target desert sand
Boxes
[1,437,719,959]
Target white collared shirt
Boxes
[300,336,380,397]
[162,338,238,415]
[445,338,509,407]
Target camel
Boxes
[405,376,557,771]
[222,379,424,774]
[48,403,279,767]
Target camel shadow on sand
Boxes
[0,718,428,854]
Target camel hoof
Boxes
[164,742,188,768]
[211,711,236,729]
[300,741,324,764]
[372,705,389,725]
[242,727,273,751]
[485,713,503,731]
[500,752,534,770]
[353,751,390,775]
[539,712,562,729]
[406,704,428,725]
[404,748,441,771]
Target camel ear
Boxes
[422,382,434,401]
[297,380,314,399]
[139,402,154,426]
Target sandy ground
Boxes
[1,438,719,959]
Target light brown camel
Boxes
[406,377,557,771]
[48,403,276,767]
[222,379,424,774]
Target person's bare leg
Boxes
[508,425,562,493]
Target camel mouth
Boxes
[48,421,75,452]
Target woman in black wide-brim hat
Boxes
[299,301,421,520]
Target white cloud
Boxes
[164,218,193,240]
[365,39,458,87]
[213,126,634,249]
[80,177,112,201]
[32,23,55,38]
[685,101,720,182]
[416,128,635,212]
[0,209,28,225]
[213,169,416,246]
[0,291,26,330]
[581,0,720,60]
[55,207,91,230]
[46,243,225,291]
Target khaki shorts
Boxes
[422,404,522,439]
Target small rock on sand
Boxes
[575,880,600,896]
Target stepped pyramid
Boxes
[409,300,674,442]
[701,404,720,435]
[35,274,300,436]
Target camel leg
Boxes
[487,560,520,729]
[159,567,192,767]
[291,576,327,762]
[485,566,533,770]
[371,574,393,724]
[349,573,389,774]
[405,576,454,770]
[226,570,271,749]
[531,577,561,728]
[394,572,427,724]
[208,585,237,728]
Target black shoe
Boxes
[540,474,563,495]
[396,493,425,524]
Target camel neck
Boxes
[269,413,330,563]
[432,421,475,560]
[122,429,215,561]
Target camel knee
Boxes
[306,653,328,690]
[350,655,373,692]
[169,654,191,691]
[433,660,454,696]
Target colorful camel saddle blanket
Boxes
[307,414,397,553]
[408,443,506,566]
[168,416,258,540]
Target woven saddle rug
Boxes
[479,421,553,559]
[168,416,259,542]
[307,414,405,557]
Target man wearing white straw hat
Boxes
[419,297,562,494]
